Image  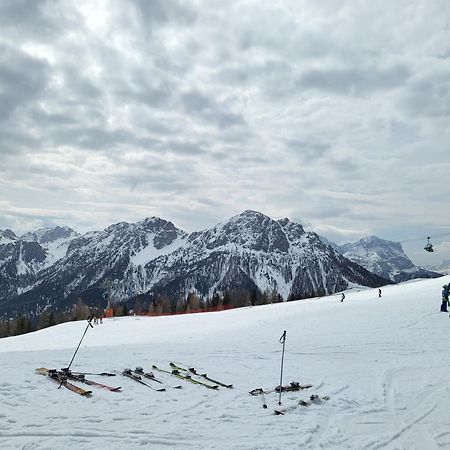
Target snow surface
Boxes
[1,276,450,449]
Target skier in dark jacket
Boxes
[341,293,345,303]
[441,285,449,312]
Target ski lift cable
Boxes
[399,231,450,244]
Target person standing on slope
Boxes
[442,284,450,312]
[341,293,345,303]
[378,288,382,298]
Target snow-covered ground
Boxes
[1,276,450,450]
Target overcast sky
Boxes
[1,0,449,265]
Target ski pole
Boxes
[278,330,287,406]
[59,315,94,387]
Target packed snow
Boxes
[0,276,449,449]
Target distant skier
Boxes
[341,293,345,303]
[442,285,450,312]
[378,288,382,298]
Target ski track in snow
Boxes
[0,276,450,449]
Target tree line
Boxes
[0,286,328,339]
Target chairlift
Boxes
[424,236,433,252]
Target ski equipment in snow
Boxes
[278,330,287,405]
[122,369,166,391]
[133,367,182,389]
[35,368,92,397]
[169,362,233,388]
[60,369,121,391]
[152,365,219,389]
[60,315,94,387]
[274,395,330,415]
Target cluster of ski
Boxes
[35,363,233,396]
[249,381,329,415]
[35,368,119,396]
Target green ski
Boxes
[169,362,233,388]
[152,365,219,390]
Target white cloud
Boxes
[0,0,449,265]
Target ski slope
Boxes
[0,276,449,450]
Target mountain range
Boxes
[0,211,441,317]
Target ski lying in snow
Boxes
[122,369,166,391]
[35,368,92,397]
[169,362,233,388]
[59,370,121,391]
[64,370,116,377]
[152,365,219,390]
[133,367,182,389]
[274,395,330,415]
[249,388,268,408]
[249,382,312,396]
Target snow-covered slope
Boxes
[337,235,440,282]
[0,276,449,449]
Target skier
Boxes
[442,285,450,312]
[341,293,345,303]
[378,288,382,298]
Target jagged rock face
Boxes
[0,240,47,302]
[337,236,440,282]
[21,226,75,244]
[0,212,390,316]
[144,211,387,300]
[0,229,18,243]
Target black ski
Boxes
[274,395,330,415]
[249,382,312,396]
[152,365,219,390]
[170,362,233,388]
[122,369,166,391]
[66,370,116,377]
[133,367,182,389]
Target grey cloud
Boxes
[285,139,331,161]
[0,44,50,121]
[179,90,245,128]
[402,73,450,118]
[0,0,69,41]
[297,65,410,95]
[129,0,196,29]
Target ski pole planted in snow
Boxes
[59,315,94,387]
[278,330,287,406]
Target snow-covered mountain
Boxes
[0,226,78,307]
[0,229,18,244]
[143,211,388,301]
[430,259,450,275]
[336,235,440,282]
[1,211,389,316]
[21,226,79,267]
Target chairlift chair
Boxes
[424,236,434,252]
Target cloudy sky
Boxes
[1,0,449,265]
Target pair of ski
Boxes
[249,382,313,409]
[151,363,230,390]
[169,362,233,389]
[274,395,330,415]
[122,368,183,391]
[36,368,120,396]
